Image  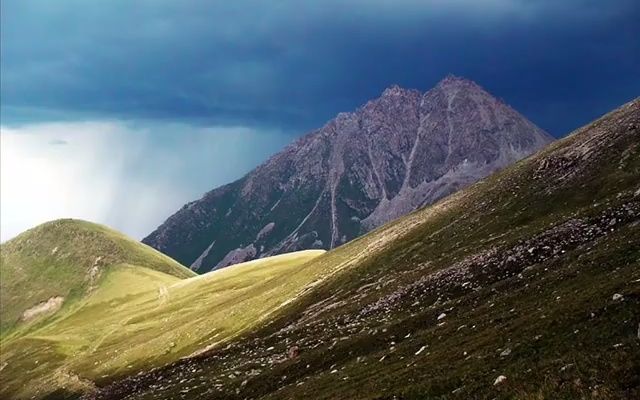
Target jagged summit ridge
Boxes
[437,73,476,86]
[380,84,420,98]
[144,76,553,272]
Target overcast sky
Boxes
[1,0,639,241]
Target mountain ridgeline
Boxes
[144,76,553,272]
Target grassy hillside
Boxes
[86,99,640,400]
[0,219,195,334]
[0,246,325,399]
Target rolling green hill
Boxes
[0,230,325,400]
[86,99,640,400]
[0,219,195,335]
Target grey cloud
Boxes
[1,0,639,135]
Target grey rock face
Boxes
[143,76,553,272]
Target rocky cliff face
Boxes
[143,76,553,272]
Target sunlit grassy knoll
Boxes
[0,248,326,399]
[0,219,194,335]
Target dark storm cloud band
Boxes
[1,0,639,135]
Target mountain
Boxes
[143,76,553,272]
[0,219,194,334]
[90,99,640,399]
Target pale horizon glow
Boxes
[0,121,289,242]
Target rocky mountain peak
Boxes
[144,76,554,272]
[380,84,419,98]
[437,73,475,87]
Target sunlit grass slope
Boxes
[0,219,195,335]
[0,234,325,399]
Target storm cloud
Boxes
[1,0,639,240]
[2,0,639,135]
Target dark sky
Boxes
[2,0,639,136]
[1,0,639,240]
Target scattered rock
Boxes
[452,386,464,394]
[612,293,624,301]
[255,222,275,241]
[560,363,574,372]
[494,375,507,386]
[288,346,300,359]
[415,346,426,355]
[437,313,447,320]
[499,348,511,357]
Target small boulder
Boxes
[288,345,300,359]
[612,293,624,302]
[452,386,464,394]
[494,375,507,386]
[560,363,574,372]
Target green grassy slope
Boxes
[0,219,195,334]
[88,99,640,400]
[0,247,326,399]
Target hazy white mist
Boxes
[0,121,289,241]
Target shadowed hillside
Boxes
[91,99,640,399]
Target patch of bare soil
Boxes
[21,296,64,321]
